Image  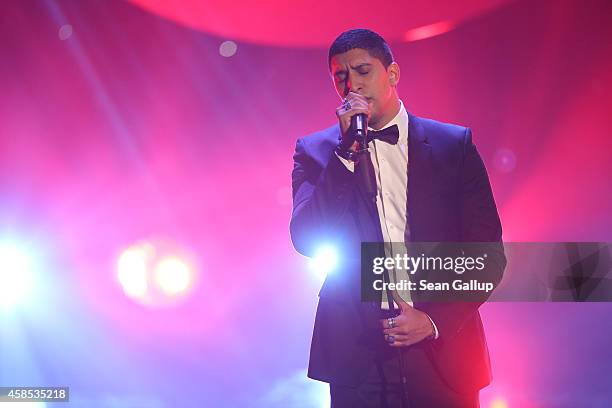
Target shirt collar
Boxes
[368,99,408,144]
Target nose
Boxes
[346,72,362,96]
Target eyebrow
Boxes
[333,63,372,76]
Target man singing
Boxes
[290,28,505,407]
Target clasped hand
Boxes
[380,300,435,347]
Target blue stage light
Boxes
[308,244,339,278]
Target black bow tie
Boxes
[366,124,400,145]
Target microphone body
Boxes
[351,113,376,198]
[351,113,368,139]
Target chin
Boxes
[369,115,381,127]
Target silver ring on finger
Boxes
[343,101,351,110]
[386,334,395,343]
[388,317,396,328]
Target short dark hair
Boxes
[328,28,394,71]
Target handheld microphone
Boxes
[351,113,376,198]
[351,113,368,139]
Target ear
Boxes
[388,62,400,87]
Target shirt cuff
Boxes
[334,151,355,172]
[426,314,440,340]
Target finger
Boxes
[339,105,369,114]
[336,105,369,118]
[345,108,370,118]
[343,99,369,110]
[385,334,413,346]
[386,333,409,342]
[384,333,398,344]
[344,94,369,104]
[339,110,370,129]
[389,336,418,348]
[383,325,415,336]
[341,94,369,109]
[346,91,369,104]
[383,327,406,336]
[380,314,404,329]
[336,104,368,118]
[380,317,397,329]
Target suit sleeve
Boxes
[419,128,506,341]
[289,138,357,257]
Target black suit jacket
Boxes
[290,113,506,392]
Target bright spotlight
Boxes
[117,243,152,299]
[219,40,238,57]
[490,397,508,408]
[309,245,339,277]
[0,242,36,310]
[155,256,193,295]
[116,239,197,307]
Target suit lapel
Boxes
[407,113,433,242]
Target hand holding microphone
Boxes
[335,91,371,154]
[334,92,376,197]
